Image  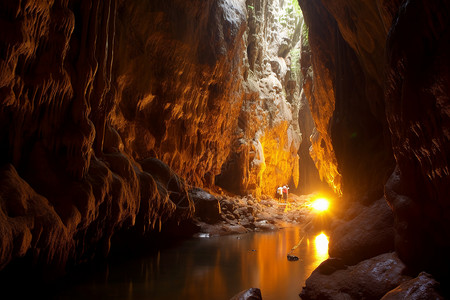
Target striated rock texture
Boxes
[216,0,305,197]
[299,0,395,199]
[300,252,411,300]
[381,272,445,300]
[0,0,320,278]
[0,0,251,277]
[299,0,450,292]
[384,0,450,280]
[111,0,247,188]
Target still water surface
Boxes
[58,226,328,300]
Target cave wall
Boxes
[111,0,247,188]
[299,0,450,282]
[0,0,250,276]
[216,0,306,197]
[384,0,450,278]
[298,0,395,200]
[0,0,321,276]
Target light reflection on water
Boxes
[58,227,328,300]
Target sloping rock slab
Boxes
[329,198,394,265]
[381,272,445,300]
[300,252,411,300]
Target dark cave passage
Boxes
[0,0,450,299]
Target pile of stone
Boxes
[190,188,315,237]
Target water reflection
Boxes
[57,227,329,300]
[314,232,329,261]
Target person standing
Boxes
[282,186,288,202]
[277,186,283,200]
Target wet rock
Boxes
[381,272,445,300]
[329,198,394,265]
[189,188,221,224]
[287,254,299,261]
[315,257,346,275]
[230,288,262,300]
[300,252,411,300]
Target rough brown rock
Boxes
[329,198,394,265]
[384,0,450,279]
[230,288,263,300]
[216,0,305,197]
[298,0,395,199]
[300,252,411,300]
[381,272,445,300]
[111,0,248,188]
[189,187,221,224]
[299,0,450,289]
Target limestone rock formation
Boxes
[299,0,450,293]
[298,0,395,200]
[381,272,445,300]
[329,197,394,266]
[216,0,305,197]
[384,0,450,279]
[111,0,248,188]
[0,0,320,278]
[0,0,249,277]
[300,252,411,300]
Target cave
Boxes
[0,0,449,299]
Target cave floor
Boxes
[194,192,325,237]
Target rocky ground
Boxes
[189,188,325,237]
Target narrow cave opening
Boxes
[1,0,450,299]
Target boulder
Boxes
[329,198,394,265]
[300,252,411,300]
[381,272,445,300]
[230,288,262,300]
[189,188,221,224]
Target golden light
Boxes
[314,232,329,260]
[311,198,330,212]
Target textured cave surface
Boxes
[0,0,312,279]
[0,0,449,298]
[297,0,450,296]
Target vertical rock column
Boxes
[298,0,395,201]
[217,0,305,197]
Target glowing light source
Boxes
[314,232,329,259]
[311,198,330,212]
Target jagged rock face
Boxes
[299,0,450,284]
[111,0,247,188]
[385,0,450,278]
[298,1,342,196]
[300,253,411,300]
[297,89,324,194]
[0,0,249,276]
[216,0,305,196]
[298,0,395,200]
[0,0,317,277]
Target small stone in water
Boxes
[287,254,299,261]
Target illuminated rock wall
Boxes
[299,0,450,284]
[111,0,247,188]
[298,0,395,200]
[0,0,315,277]
[216,0,304,197]
[0,0,246,275]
